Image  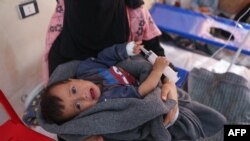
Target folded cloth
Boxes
[37,59,226,141]
[188,68,250,141]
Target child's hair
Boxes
[40,80,71,125]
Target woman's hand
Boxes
[161,78,177,101]
[84,135,104,141]
[161,79,178,126]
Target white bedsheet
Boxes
[161,42,250,82]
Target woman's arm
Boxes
[161,78,179,127]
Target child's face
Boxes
[50,79,101,120]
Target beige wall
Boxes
[0,0,56,116]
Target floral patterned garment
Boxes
[42,0,161,84]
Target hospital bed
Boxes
[150,3,250,86]
[150,3,250,55]
[151,6,250,139]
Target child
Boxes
[40,41,177,125]
[38,41,226,141]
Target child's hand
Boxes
[152,57,169,74]
[133,41,142,55]
[126,41,142,56]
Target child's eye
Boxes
[71,86,77,94]
[75,102,81,111]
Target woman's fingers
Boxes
[161,85,170,101]
[163,106,178,126]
